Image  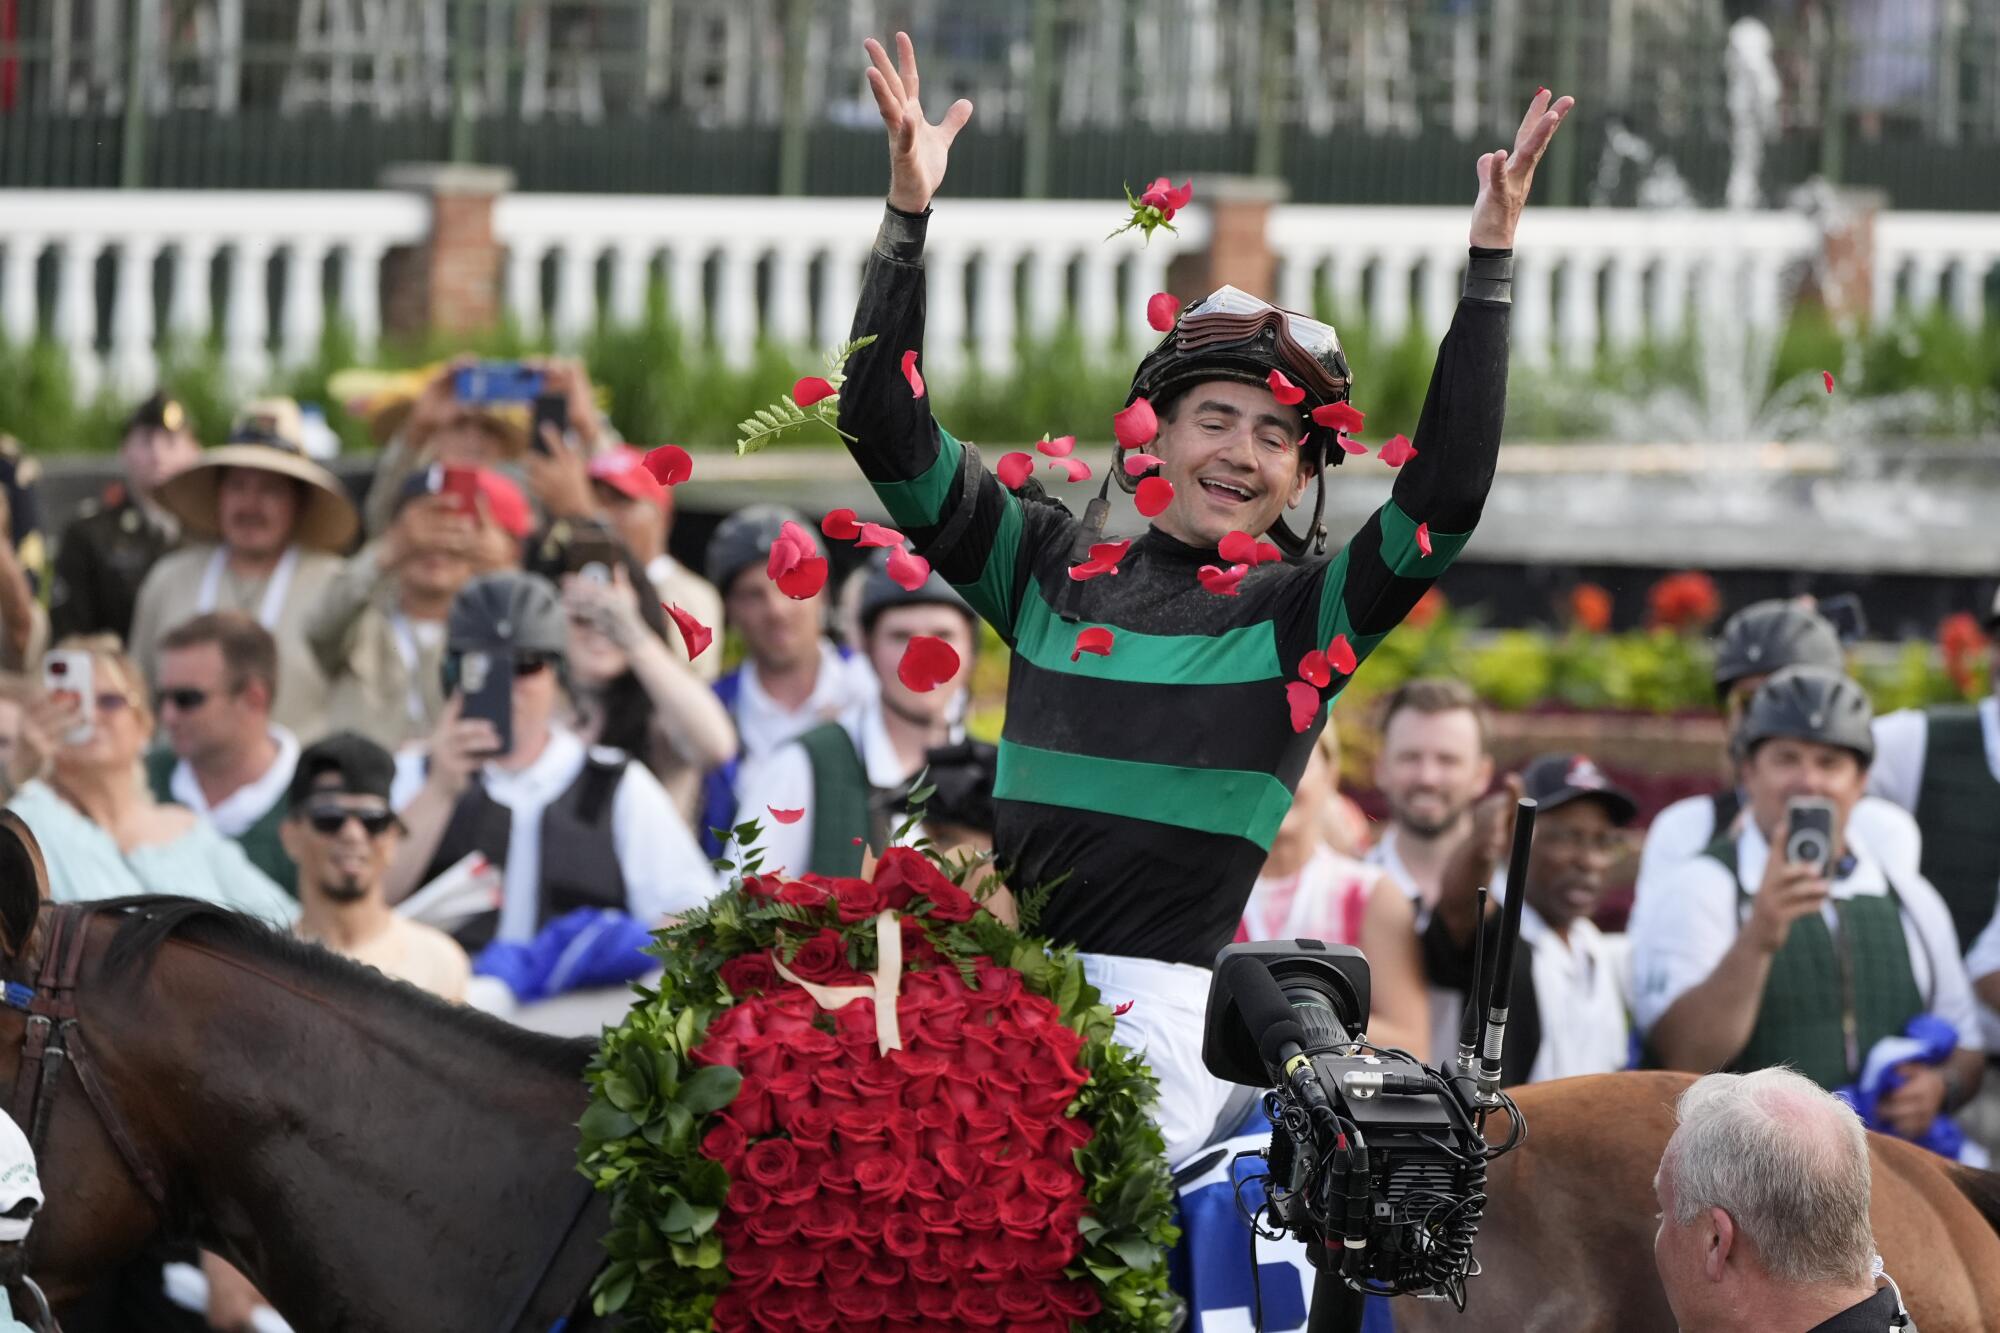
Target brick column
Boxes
[1168,175,1288,301]
[379,163,516,340]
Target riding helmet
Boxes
[856,548,975,638]
[447,570,567,657]
[1712,600,1843,697]
[706,503,819,596]
[1734,665,1875,765]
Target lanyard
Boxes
[195,545,300,630]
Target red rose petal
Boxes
[1134,475,1174,517]
[1112,1000,1135,1017]
[901,349,925,398]
[997,451,1035,489]
[1338,435,1369,455]
[768,807,805,825]
[1286,680,1321,733]
[1113,397,1158,450]
[1146,292,1180,332]
[1049,457,1092,483]
[896,635,961,693]
[1036,434,1076,458]
[1311,401,1366,435]
[766,534,803,581]
[1067,539,1132,582]
[774,555,828,600]
[1197,563,1249,597]
[642,444,692,486]
[1823,370,1835,394]
[665,604,714,660]
[1218,531,1282,566]
[1070,627,1115,662]
[792,375,836,407]
[1165,179,1194,210]
[1298,650,1330,689]
[1377,433,1418,467]
[1122,451,1163,477]
[885,544,931,591]
[1326,633,1358,676]
[820,508,861,541]
[1266,369,1305,407]
[1416,523,1434,557]
[855,522,906,549]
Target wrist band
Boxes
[1464,250,1514,305]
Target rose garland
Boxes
[578,834,1181,1330]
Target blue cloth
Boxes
[473,908,655,1003]
[1836,1013,1967,1160]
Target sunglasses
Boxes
[305,805,397,838]
[158,687,210,712]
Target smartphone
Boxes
[562,526,623,585]
[1818,592,1868,645]
[529,391,570,458]
[42,651,94,745]
[452,362,544,406]
[1784,796,1837,877]
[456,649,514,758]
[432,463,481,519]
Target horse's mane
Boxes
[89,895,595,1079]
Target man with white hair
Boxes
[1653,1067,1908,1332]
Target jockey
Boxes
[838,32,1570,1164]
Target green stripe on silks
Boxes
[1011,581,1282,686]
[956,496,1026,638]
[1311,540,1391,682]
[1379,499,1469,576]
[995,741,1295,849]
[871,428,963,530]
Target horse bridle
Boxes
[0,903,171,1331]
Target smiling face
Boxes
[216,468,303,559]
[1148,379,1312,549]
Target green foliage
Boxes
[732,335,877,454]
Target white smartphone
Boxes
[42,650,94,745]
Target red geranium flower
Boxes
[1647,569,1722,633]
[1569,582,1614,634]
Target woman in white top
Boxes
[6,635,294,926]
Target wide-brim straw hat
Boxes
[154,443,360,553]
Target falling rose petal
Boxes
[1416,523,1434,557]
[1113,397,1159,450]
[1071,627,1115,662]
[1122,451,1163,477]
[1377,434,1418,467]
[1823,370,1835,394]
[665,604,714,660]
[1311,401,1366,435]
[820,508,861,541]
[774,556,828,600]
[1266,369,1305,407]
[1286,681,1321,734]
[1197,563,1249,597]
[1146,292,1180,332]
[855,522,906,550]
[896,635,961,693]
[1134,476,1174,517]
[1112,1000,1135,1016]
[1326,633,1358,676]
[1049,457,1093,483]
[792,376,836,407]
[1338,435,1369,456]
[1036,434,1077,458]
[1067,539,1133,582]
[768,807,805,825]
[1217,531,1257,565]
[997,451,1035,489]
[900,349,925,398]
[766,534,804,581]
[885,544,932,591]
[642,444,693,487]
[1297,650,1331,689]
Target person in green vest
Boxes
[1868,586,2000,954]
[1631,667,1984,1137]
[731,550,977,879]
[146,610,299,894]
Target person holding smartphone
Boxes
[1631,667,1984,1139]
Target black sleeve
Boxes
[1388,248,1512,533]
[49,522,97,642]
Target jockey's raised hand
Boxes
[864,32,973,215]
[1469,88,1576,249]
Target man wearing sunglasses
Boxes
[836,32,1571,1163]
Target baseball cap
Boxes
[1517,752,1639,826]
[125,390,187,436]
[288,731,398,812]
[588,446,669,507]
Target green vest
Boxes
[1704,838,1927,1090]
[145,747,298,898]
[1913,705,2000,953]
[795,722,877,878]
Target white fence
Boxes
[0,190,1995,397]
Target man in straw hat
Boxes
[129,398,360,738]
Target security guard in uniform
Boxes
[50,391,200,643]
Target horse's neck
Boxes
[139,946,591,1332]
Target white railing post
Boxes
[0,237,39,347]
[223,239,273,388]
[972,247,1020,379]
[1371,249,1414,343]
[1556,251,1600,368]
[1512,253,1553,369]
[505,239,545,341]
[54,235,102,399]
[1650,254,1688,344]
[713,243,757,367]
[818,245,864,351]
[552,242,596,347]
[168,238,217,346]
[1022,249,1064,341]
[666,247,706,346]
[765,243,810,349]
[279,238,329,371]
[1603,252,1646,351]
[107,237,161,395]
[1947,254,1989,329]
[924,245,968,378]
[340,239,386,354]
[607,244,649,329]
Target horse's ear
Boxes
[0,812,46,961]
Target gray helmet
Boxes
[1712,600,1843,696]
[447,571,566,656]
[856,548,974,638]
[706,504,819,595]
[1735,666,1874,764]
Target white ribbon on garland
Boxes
[771,909,905,1055]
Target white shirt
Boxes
[730,640,876,761]
[1363,828,1422,905]
[393,727,713,942]
[1364,826,1466,1062]
[169,726,300,838]
[1519,905,1633,1083]
[1634,791,1924,913]
[1628,822,1983,1052]
[1869,696,2000,813]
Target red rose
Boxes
[776,877,831,909]
[1023,1158,1079,1199]
[883,1107,920,1155]
[908,1250,951,1284]
[954,1187,1002,1230]
[822,1243,868,1289]
[798,1194,860,1245]
[765,1067,814,1120]
[739,872,784,900]
[936,1142,980,1187]
[916,1198,961,1235]
[770,1159,820,1207]
[835,1108,888,1145]
[905,1157,944,1202]
[962,1106,1009,1145]
[811,1065,859,1105]
[784,928,850,983]
[711,1287,751,1329]
[1048,1280,1103,1318]
[882,1212,928,1258]
[773,1247,823,1287]
[829,1283,888,1321]
[725,1178,769,1215]
[862,1253,906,1288]
[745,1208,795,1246]
[973,960,1023,1001]
[742,1138,797,1189]
[817,1157,858,1194]
[952,1285,1005,1327]
[789,1106,835,1152]
[915,1284,957,1322]
[853,1154,910,1203]
[999,1190,1052,1237]
[871,847,977,920]
[792,1298,837,1333]
[998,1279,1049,1319]
[832,998,878,1050]
[829,875,886,922]
[699,1116,747,1164]
[719,951,779,995]
[724,1242,776,1282]
[901,916,942,964]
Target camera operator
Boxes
[1630,668,1983,1133]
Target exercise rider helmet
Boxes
[855,548,975,638]
[1712,599,1844,698]
[1733,665,1875,765]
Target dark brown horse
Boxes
[0,815,612,1333]
[1398,1071,2000,1332]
